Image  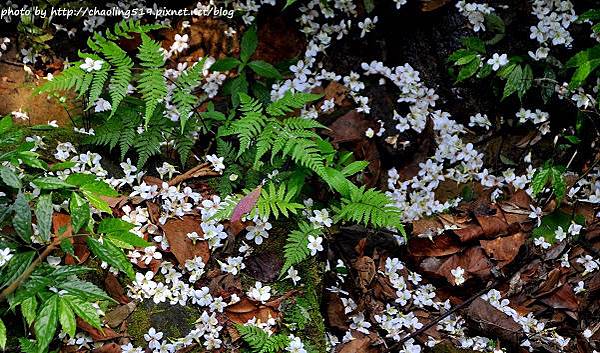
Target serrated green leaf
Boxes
[64,295,102,329]
[0,251,35,287]
[35,193,53,242]
[240,25,258,63]
[69,192,89,233]
[34,295,59,351]
[21,296,38,326]
[32,177,75,190]
[456,56,480,82]
[531,166,551,196]
[12,193,32,242]
[58,280,114,302]
[65,173,97,187]
[81,189,112,214]
[106,232,151,249]
[49,161,77,172]
[248,60,282,79]
[98,218,135,234]
[0,318,5,350]
[86,237,135,279]
[58,298,76,338]
[0,166,21,189]
[211,57,241,71]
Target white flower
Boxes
[534,237,551,250]
[284,266,301,285]
[286,335,307,353]
[568,222,582,235]
[94,98,112,112]
[248,281,271,303]
[350,312,371,334]
[47,120,59,128]
[144,327,163,350]
[0,248,13,267]
[170,34,189,53]
[451,266,466,285]
[365,128,375,138]
[245,216,272,245]
[574,281,585,294]
[528,205,543,226]
[583,328,593,340]
[554,226,567,242]
[358,16,378,38]
[576,255,600,275]
[206,154,225,173]
[80,57,104,72]
[309,209,332,228]
[307,235,323,256]
[486,53,509,71]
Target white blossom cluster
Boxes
[530,0,576,51]
[456,1,496,32]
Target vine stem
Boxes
[0,235,66,303]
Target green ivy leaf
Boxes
[35,193,53,242]
[65,173,97,187]
[248,60,282,79]
[58,298,76,338]
[0,166,21,189]
[34,295,59,352]
[12,193,32,242]
[69,192,90,233]
[240,25,258,63]
[87,237,135,279]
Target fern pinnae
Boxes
[137,33,167,125]
[266,91,323,116]
[280,222,323,276]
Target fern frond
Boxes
[209,194,243,222]
[266,91,322,116]
[96,40,133,114]
[174,132,195,166]
[256,182,303,219]
[230,94,266,156]
[105,19,167,40]
[133,126,162,168]
[281,222,322,276]
[35,64,86,95]
[236,324,290,353]
[336,186,403,230]
[172,59,206,131]
[283,116,327,130]
[88,65,110,107]
[137,34,167,125]
[281,138,326,176]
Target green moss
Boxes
[127,300,200,345]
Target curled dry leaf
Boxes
[325,292,348,331]
[409,233,464,257]
[422,246,493,284]
[245,250,283,283]
[480,232,525,268]
[225,297,279,324]
[231,185,262,223]
[105,302,136,328]
[353,256,376,291]
[335,331,381,353]
[159,215,210,264]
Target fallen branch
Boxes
[167,162,220,186]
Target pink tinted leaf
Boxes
[231,185,262,222]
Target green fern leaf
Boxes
[281,222,322,276]
[266,91,322,116]
[137,34,167,125]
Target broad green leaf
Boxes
[65,173,97,187]
[0,166,21,189]
[69,192,89,233]
[210,57,241,72]
[341,161,369,176]
[86,237,135,279]
[80,180,118,197]
[58,280,114,302]
[531,166,551,196]
[532,211,584,243]
[21,296,38,326]
[34,295,59,351]
[448,49,474,62]
[17,152,47,170]
[0,116,13,134]
[517,64,533,100]
[230,74,249,107]
[565,45,600,68]
[240,25,258,63]
[98,218,135,234]
[248,60,282,79]
[550,166,566,203]
[502,64,523,100]
[461,37,486,54]
[541,67,556,103]
[569,59,600,89]
[106,232,151,249]
[58,298,76,338]
[64,295,101,329]
[454,53,477,66]
[49,161,76,172]
[12,193,32,242]
[81,189,112,214]
[456,56,480,82]
[35,193,53,242]
[32,177,74,190]
[283,0,298,9]
[0,318,5,350]
[0,251,35,287]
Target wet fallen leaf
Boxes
[92,343,121,353]
[105,273,130,305]
[409,233,464,257]
[464,298,522,346]
[76,318,121,341]
[325,292,348,331]
[160,215,210,264]
[353,256,376,291]
[231,185,262,223]
[245,250,283,283]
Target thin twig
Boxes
[167,162,220,186]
